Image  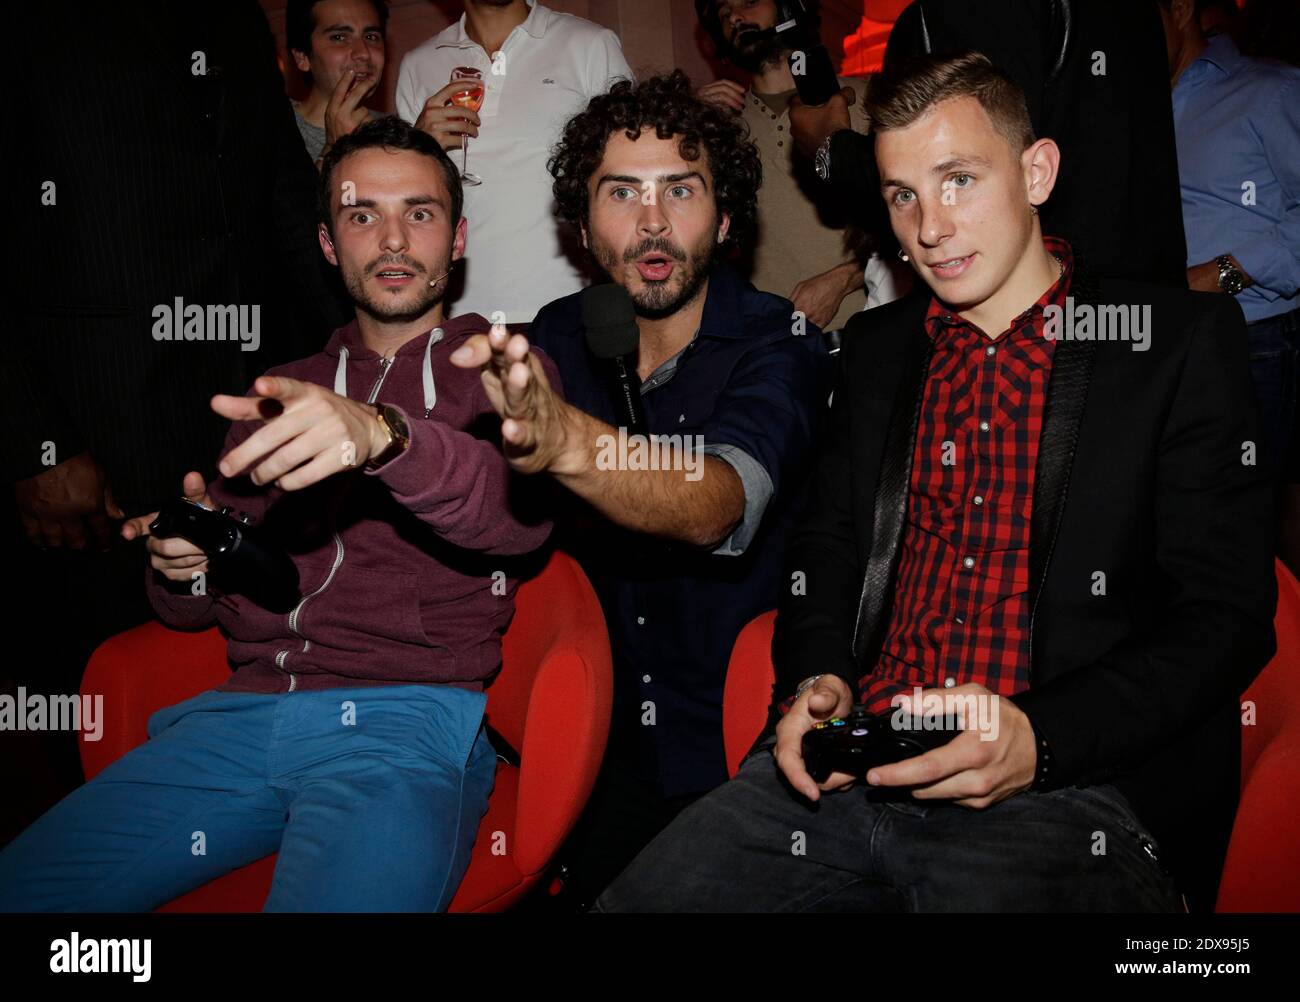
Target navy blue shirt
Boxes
[529,263,832,796]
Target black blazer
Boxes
[771,264,1277,911]
[7,1,345,514]
[831,0,1189,288]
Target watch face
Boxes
[1217,257,1244,294]
[384,405,409,440]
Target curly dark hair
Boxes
[548,70,762,249]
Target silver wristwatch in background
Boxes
[1216,254,1245,295]
[814,133,836,181]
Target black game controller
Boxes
[801,708,961,783]
[149,498,300,613]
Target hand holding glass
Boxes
[449,67,484,186]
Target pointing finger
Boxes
[449,334,493,368]
[502,358,534,416]
[252,375,305,402]
[486,323,514,382]
[211,393,278,423]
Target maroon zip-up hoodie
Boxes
[146,313,559,694]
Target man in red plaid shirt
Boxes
[595,51,1276,912]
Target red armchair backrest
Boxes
[723,610,777,777]
[1241,560,1300,777]
[1217,559,1300,911]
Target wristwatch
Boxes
[1216,254,1245,295]
[814,133,836,182]
[794,674,826,700]
[365,403,410,471]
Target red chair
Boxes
[1217,559,1300,912]
[79,549,612,912]
[722,610,777,778]
[722,560,1300,913]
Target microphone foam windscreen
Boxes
[582,284,640,359]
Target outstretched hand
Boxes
[450,322,581,476]
[211,375,387,491]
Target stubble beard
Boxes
[343,253,449,324]
[592,231,716,321]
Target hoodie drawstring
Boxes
[334,346,350,396]
[421,328,442,417]
[331,328,443,418]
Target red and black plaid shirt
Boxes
[858,237,1074,713]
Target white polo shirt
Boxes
[396,1,632,323]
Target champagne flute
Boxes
[449,67,484,186]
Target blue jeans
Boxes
[1248,308,1300,479]
[0,684,495,912]
[593,736,1182,912]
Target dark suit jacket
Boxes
[771,263,1277,911]
[831,0,1189,287]
[7,1,345,514]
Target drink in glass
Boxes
[449,67,484,186]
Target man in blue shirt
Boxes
[451,71,831,905]
[1161,0,1300,476]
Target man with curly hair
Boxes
[450,71,834,906]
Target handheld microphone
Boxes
[581,284,648,438]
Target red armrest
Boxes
[80,622,230,781]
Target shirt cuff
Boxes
[1231,238,1296,301]
[702,443,773,557]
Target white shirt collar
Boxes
[439,0,549,49]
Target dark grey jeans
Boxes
[593,737,1183,912]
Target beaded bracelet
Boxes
[1028,715,1056,791]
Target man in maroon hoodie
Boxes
[0,117,556,912]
